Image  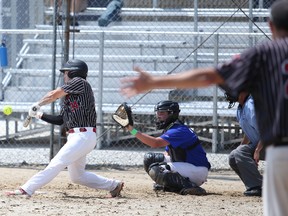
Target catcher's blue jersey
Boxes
[161,123,211,169]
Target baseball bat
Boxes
[23,115,32,128]
[23,106,37,128]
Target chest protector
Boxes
[167,138,201,162]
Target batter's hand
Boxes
[28,102,41,117]
[121,67,153,98]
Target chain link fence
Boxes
[0,0,271,169]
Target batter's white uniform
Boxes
[21,128,119,195]
[21,75,121,196]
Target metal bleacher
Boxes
[0,3,270,148]
[45,7,270,21]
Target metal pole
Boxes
[50,0,58,160]
[152,0,158,8]
[10,0,17,67]
[0,1,2,28]
[63,0,71,61]
[259,0,264,22]
[248,0,253,47]
[5,118,9,140]
[193,0,199,97]
[212,33,219,153]
[0,68,3,101]
[57,0,71,157]
[152,0,158,21]
[193,0,198,69]
[259,0,264,8]
[96,31,104,149]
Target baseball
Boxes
[3,105,13,116]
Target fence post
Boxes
[152,0,158,8]
[193,0,199,97]
[249,0,254,47]
[96,31,104,149]
[49,0,59,161]
[0,68,3,101]
[5,118,9,140]
[212,33,219,153]
[193,0,198,69]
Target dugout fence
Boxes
[0,0,270,169]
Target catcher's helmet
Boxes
[224,92,239,109]
[154,100,180,130]
[60,59,88,79]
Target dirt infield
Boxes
[0,167,262,216]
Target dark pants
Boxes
[229,143,264,190]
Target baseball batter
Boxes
[6,59,123,198]
[127,100,210,195]
[121,1,288,215]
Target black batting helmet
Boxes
[224,92,239,109]
[154,100,180,130]
[60,59,88,79]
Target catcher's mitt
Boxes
[112,102,133,127]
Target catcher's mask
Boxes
[60,59,88,79]
[154,100,180,130]
[224,92,239,109]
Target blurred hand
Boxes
[121,67,153,98]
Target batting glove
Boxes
[28,102,41,117]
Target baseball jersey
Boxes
[60,77,97,129]
[236,95,260,146]
[216,37,288,146]
[161,123,211,169]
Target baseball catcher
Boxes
[113,100,210,195]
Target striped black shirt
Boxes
[61,77,97,129]
[216,37,288,146]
